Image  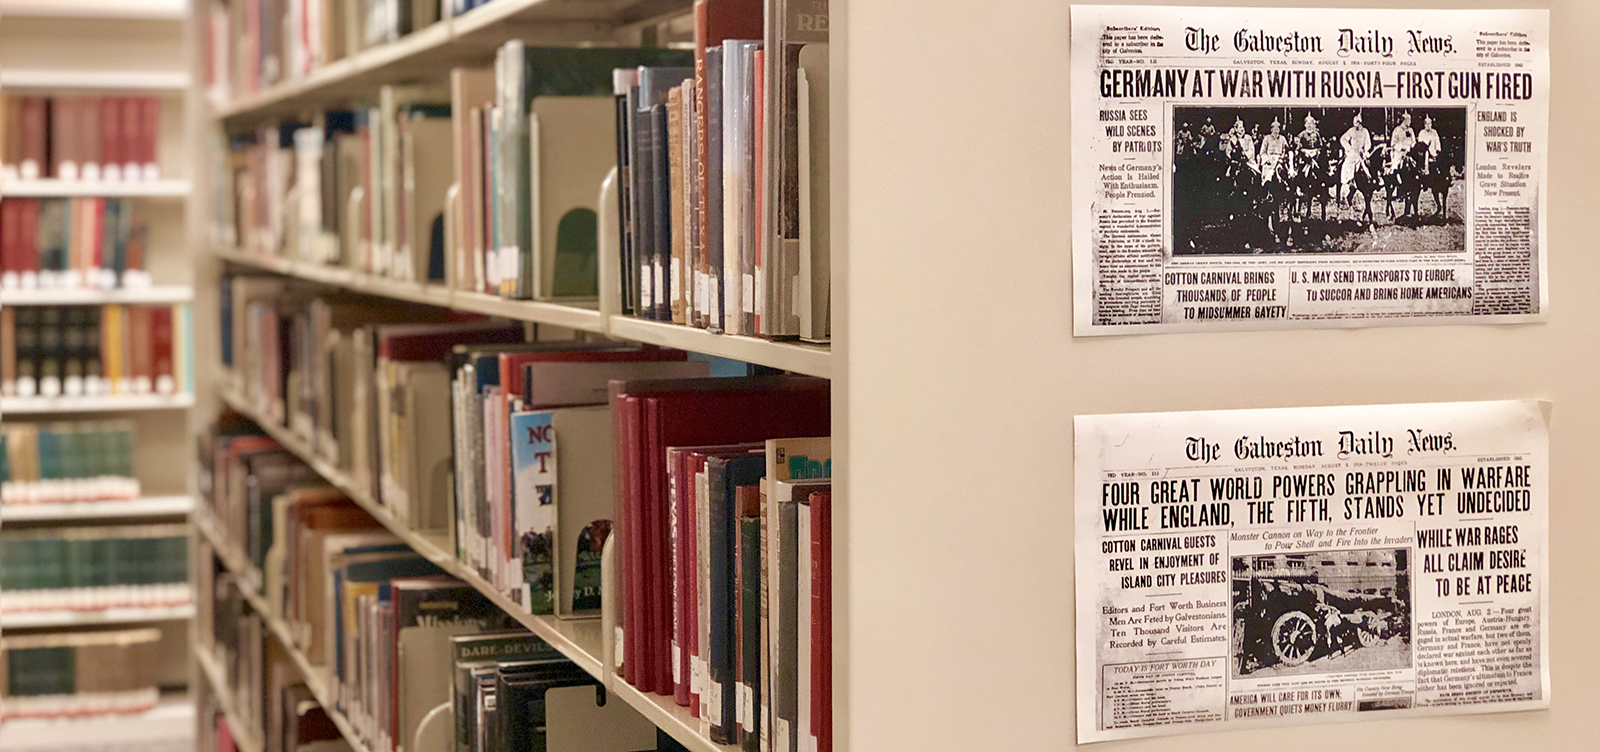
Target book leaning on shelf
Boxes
[0,198,152,291]
[0,95,164,183]
[0,304,194,400]
[0,628,163,720]
[0,523,190,613]
[1,419,140,505]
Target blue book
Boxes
[509,409,557,614]
[707,453,765,743]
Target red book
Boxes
[121,97,141,177]
[612,376,830,695]
[140,97,161,178]
[100,97,123,180]
[18,97,47,179]
[1,199,16,281]
[151,307,174,394]
[127,305,153,394]
[810,489,832,752]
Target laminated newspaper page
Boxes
[1070,6,1549,335]
[1074,401,1549,742]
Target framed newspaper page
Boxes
[1073,400,1550,742]
[1070,6,1549,335]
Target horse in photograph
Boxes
[1394,141,1455,221]
[1288,136,1337,223]
[1341,146,1386,227]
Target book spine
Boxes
[811,489,832,752]
[705,47,725,330]
[737,486,762,752]
[707,459,734,742]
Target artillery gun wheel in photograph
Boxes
[1272,610,1318,666]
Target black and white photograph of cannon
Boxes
[1231,548,1412,679]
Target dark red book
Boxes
[613,375,830,696]
[0,199,16,280]
[100,97,123,179]
[18,97,47,179]
[121,97,141,176]
[151,307,174,394]
[140,97,161,177]
[373,323,522,362]
[79,95,101,178]
[810,488,832,752]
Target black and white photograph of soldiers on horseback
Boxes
[1172,105,1466,255]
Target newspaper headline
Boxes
[1073,400,1549,741]
[1070,6,1550,334]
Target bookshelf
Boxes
[190,0,838,750]
[0,7,198,751]
[0,393,197,414]
[209,384,739,752]
[0,69,192,91]
[210,0,694,121]
[192,647,267,752]
[0,0,189,21]
[0,494,196,521]
[212,246,831,376]
[0,178,193,198]
[0,286,194,305]
[0,604,197,629]
[0,693,196,751]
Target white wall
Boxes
[839,0,1599,749]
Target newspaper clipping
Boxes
[1073,401,1549,742]
[1070,6,1550,335]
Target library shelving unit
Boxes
[186,1,840,751]
[0,3,198,750]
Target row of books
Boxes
[0,304,195,399]
[203,0,503,108]
[0,95,165,183]
[616,0,830,343]
[0,198,152,291]
[1,420,140,505]
[0,523,190,612]
[199,555,352,752]
[0,628,163,720]
[221,279,839,751]
[211,1,831,343]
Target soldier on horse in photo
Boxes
[1338,113,1372,206]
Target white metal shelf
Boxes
[212,387,739,752]
[1,495,194,521]
[0,286,194,306]
[0,179,191,198]
[0,0,188,20]
[0,70,191,91]
[1,603,195,629]
[1,393,195,414]
[192,646,266,752]
[0,693,195,750]
[212,0,692,122]
[214,247,831,375]
[607,315,832,378]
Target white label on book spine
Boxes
[742,273,755,312]
[696,271,709,315]
[673,643,682,683]
[641,272,654,311]
[776,720,792,752]
[739,683,754,733]
[672,263,683,303]
[706,682,723,726]
[655,262,666,306]
[614,628,625,668]
[736,682,748,726]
